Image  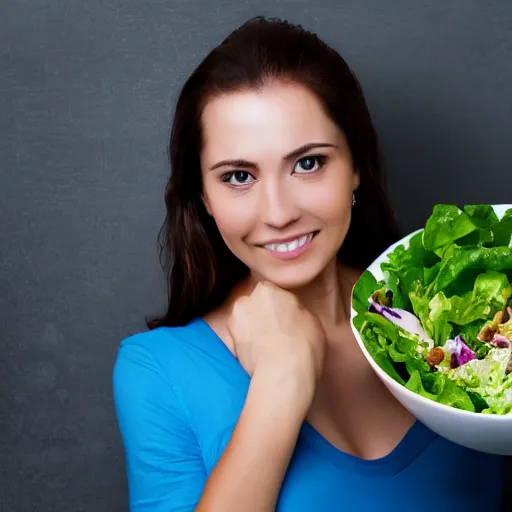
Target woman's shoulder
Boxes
[120,318,206,349]
[115,318,220,378]
[113,317,245,431]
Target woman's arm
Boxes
[113,341,207,511]
[196,366,312,512]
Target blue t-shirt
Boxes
[113,318,505,511]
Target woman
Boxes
[113,17,505,511]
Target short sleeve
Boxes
[113,337,207,511]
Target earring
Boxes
[352,192,356,206]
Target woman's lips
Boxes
[262,231,317,260]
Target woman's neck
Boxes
[296,260,353,330]
[247,259,356,332]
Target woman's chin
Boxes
[253,264,325,291]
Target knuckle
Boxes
[232,296,248,314]
[258,281,272,294]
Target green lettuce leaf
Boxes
[471,270,512,312]
[358,312,431,384]
[426,292,454,345]
[458,204,500,246]
[409,286,434,338]
[381,232,439,310]
[493,208,512,247]
[466,391,489,413]
[409,271,510,346]
[429,245,512,297]
[447,346,512,414]
[405,370,475,412]
[352,270,381,316]
[422,204,477,256]
[357,312,406,384]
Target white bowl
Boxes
[350,204,512,455]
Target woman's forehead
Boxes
[200,83,342,165]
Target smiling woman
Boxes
[147,17,402,328]
[112,16,506,512]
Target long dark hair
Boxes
[148,16,401,329]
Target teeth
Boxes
[265,233,313,253]
[298,234,309,246]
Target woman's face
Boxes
[200,82,360,290]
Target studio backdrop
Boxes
[1,1,511,510]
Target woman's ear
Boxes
[353,169,361,191]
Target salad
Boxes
[352,204,512,415]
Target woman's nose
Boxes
[259,180,300,229]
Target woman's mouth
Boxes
[261,231,317,260]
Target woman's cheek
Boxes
[306,184,352,223]
[212,201,255,244]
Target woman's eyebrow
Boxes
[209,142,337,171]
[209,159,256,171]
[283,142,337,161]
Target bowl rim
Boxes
[350,203,512,421]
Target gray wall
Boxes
[1,1,511,510]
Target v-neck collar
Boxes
[300,419,437,477]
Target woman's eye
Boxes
[294,156,325,174]
[221,170,255,186]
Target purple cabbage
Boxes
[444,335,477,369]
[491,333,510,348]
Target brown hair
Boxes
[148,16,401,329]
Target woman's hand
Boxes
[227,281,326,406]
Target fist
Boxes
[227,281,326,386]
